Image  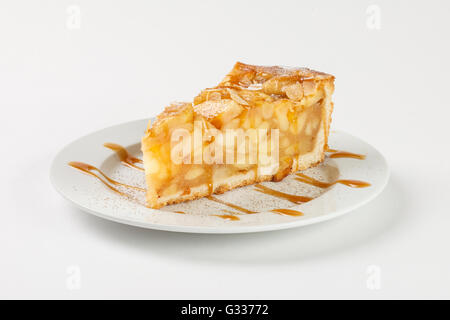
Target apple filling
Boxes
[141,62,334,208]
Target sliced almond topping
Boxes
[283,82,304,101]
[194,99,243,128]
[227,88,249,106]
[303,80,316,96]
[262,78,282,95]
[207,91,222,101]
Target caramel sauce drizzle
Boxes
[296,173,371,188]
[271,208,304,216]
[325,146,339,153]
[214,214,240,221]
[70,142,370,222]
[222,209,241,215]
[325,146,366,160]
[254,184,312,204]
[208,181,213,194]
[103,143,144,171]
[207,196,256,214]
[329,151,366,160]
[68,162,146,196]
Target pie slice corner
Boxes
[141,62,335,209]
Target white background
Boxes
[1,0,449,299]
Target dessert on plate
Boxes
[141,62,335,208]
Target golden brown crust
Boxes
[220,61,334,88]
[192,99,240,120]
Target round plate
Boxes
[50,119,389,234]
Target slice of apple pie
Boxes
[141,62,335,208]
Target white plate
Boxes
[50,119,389,234]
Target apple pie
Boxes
[141,62,335,208]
